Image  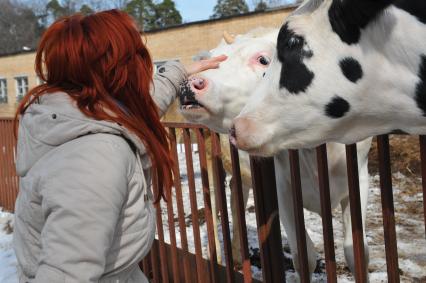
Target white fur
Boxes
[234,1,426,155]
[181,29,372,281]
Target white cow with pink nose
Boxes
[180,28,372,281]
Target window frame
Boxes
[15,75,29,103]
[0,78,7,104]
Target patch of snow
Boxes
[0,209,18,283]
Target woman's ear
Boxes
[328,0,394,44]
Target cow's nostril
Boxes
[192,78,206,91]
[230,125,236,139]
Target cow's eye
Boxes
[258,56,270,66]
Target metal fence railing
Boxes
[1,119,426,282]
[0,118,18,212]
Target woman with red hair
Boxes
[13,10,226,282]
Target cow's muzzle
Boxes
[179,78,207,110]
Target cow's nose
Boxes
[230,117,260,150]
[190,77,207,92]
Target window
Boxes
[15,76,28,103]
[154,59,180,74]
[0,78,7,104]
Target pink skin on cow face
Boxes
[189,77,208,94]
[189,52,270,96]
[248,52,271,70]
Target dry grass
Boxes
[368,136,422,177]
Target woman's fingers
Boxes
[186,55,228,76]
[205,55,228,69]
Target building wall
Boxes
[0,7,293,119]
[0,52,38,117]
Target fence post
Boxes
[345,144,368,283]
[288,149,310,283]
[316,145,337,283]
[420,135,426,239]
[377,135,400,282]
[211,133,235,283]
[250,157,285,283]
[229,143,253,282]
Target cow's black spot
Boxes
[394,0,426,24]
[325,96,350,118]
[277,23,314,94]
[339,57,363,83]
[329,0,393,45]
[415,55,426,116]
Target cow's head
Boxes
[231,0,426,156]
[179,28,278,133]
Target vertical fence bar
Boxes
[150,240,161,283]
[249,156,285,283]
[3,119,16,212]
[165,160,181,283]
[377,135,400,282]
[5,119,12,211]
[345,144,367,283]
[4,120,10,210]
[1,120,10,210]
[141,254,150,276]
[316,145,337,283]
[169,128,192,282]
[183,128,207,283]
[10,118,18,211]
[229,143,252,283]
[153,171,170,283]
[13,121,19,208]
[288,149,310,283]
[195,128,219,283]
[0,120,6,210]
[211,133,235,283]
[420,135,426,239]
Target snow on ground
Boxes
[159,149,426,282]
[0,210,17,283]
[1,148,425,282]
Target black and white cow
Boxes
[180,28,372,281]
[231,0,426,156]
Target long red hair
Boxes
[15,9,174,202]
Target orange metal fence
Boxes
[1,119,426,282]
[0,118,18,212]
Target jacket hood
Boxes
[16,92,149,176]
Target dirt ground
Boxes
[368,135,423,177]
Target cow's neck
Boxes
[350,5,426,133]
[360,5,425,97]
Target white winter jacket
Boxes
[13,62,187,283]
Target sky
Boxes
[21,0,295,24]
[173,0,295,23]
[174,0,218,22]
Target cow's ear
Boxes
[328,0,394,44]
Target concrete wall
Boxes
[0,6,293,118]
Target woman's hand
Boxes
[185,55,228,76]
